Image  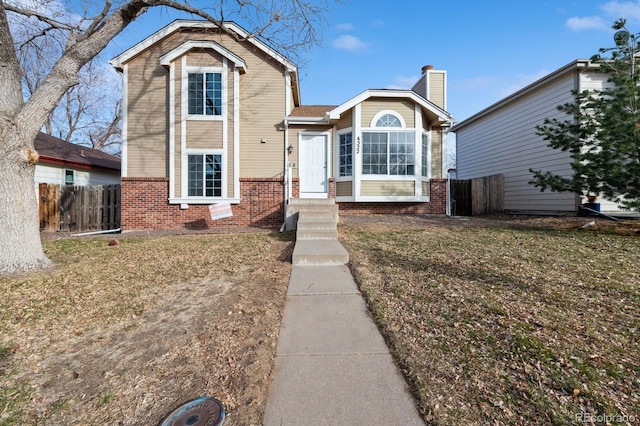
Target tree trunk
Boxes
[0,130,51,274]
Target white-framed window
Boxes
[363,110,415,176]
[389,132,415,175]
[338,131,353,177]
[371,110,406,128]
[187,71,222,117]
[421,132,429,177]
[187,153,222,197]
[362,132,387,175]
[64,169,74,185]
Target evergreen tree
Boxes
[531,19,640,211]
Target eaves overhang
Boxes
[159,40,247,73]
[109,19,297,73]
[285,116,331,125]
[327,89,454,125]
[451,59,594,132]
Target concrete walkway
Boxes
[264,201,424,424]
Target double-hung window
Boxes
[188,153,222,197]
[188,72,222,116]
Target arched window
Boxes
[371,110,405,128]
[376,114,401,127]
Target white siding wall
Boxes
[35,163,120,188]
[456,71,583,212]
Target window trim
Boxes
[370,110,406,128]
[337,129,353,178]
[64,169,75,185]
[183,66,225,121]
[183,149,225,199]
[361,130,416,176]
[421,131,431,178]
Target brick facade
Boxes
[121,177,287,230]
[122,177,447,231]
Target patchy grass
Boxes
[0,231,294,425]
[340,216,640,425]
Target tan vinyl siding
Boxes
[123,28,291,184]
[238,57,288,178]
[186,121,224,149]
[361,99,415,128]
[428,71,446,109]
[186,50,222,67]
[422,181,430,197]
[126,46,169,177]
[422,113,430,129]
[361,180,414,196]
[337,109,353,130]
[336,181,353,197]
[431,129,442,178]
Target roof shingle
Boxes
[35,133,121,172]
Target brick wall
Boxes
[338,179,447,216]
[121,177,286,230]
[121,177,447,231]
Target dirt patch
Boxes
[1,232,294,425]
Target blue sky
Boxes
[107,0,640,122]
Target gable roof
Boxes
[111,20,296,70]
[110,19,299,107]
[35,133,121,172]
[287,89,454,125]
[451,59,593,132]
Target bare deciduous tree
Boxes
[12,9,122,152]
[0,0,334,274]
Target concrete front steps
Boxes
[288,199,349,266]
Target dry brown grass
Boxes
[1,231,294,425]
[340,215,640,426]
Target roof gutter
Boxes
[286,116,330,125]
[38,156,121,173]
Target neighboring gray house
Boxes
[34,132,121,188]
[451,59,622,214]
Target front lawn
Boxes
[340,216,639,425]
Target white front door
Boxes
[300,134,328,196]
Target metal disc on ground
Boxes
[159,396,225,426]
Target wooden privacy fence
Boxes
[39,184,121,232]
[450,174,503,216]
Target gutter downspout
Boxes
[280,117,290,233]
[72,227,121,237]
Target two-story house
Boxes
[110,20,454,230]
